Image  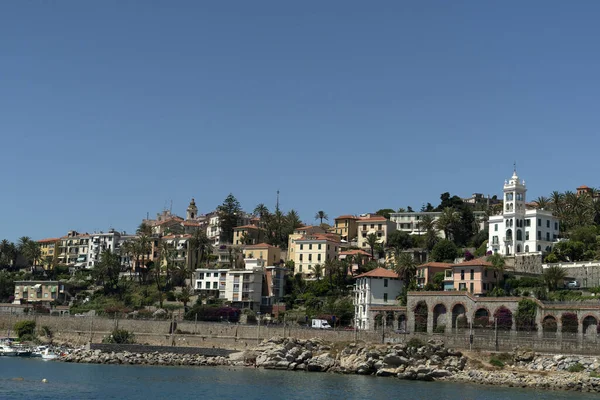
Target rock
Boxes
[376,368,396,377]
[383,354,409,367]
[429,369,452,378]
[514,349,534,363]
[307,353,336,372]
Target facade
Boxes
[332,215,359,242]
[416,262,453,289]
[233,225,263,245]
[356,215,396,252]
[449,258,497,295]
[487,170,560,256]
[338,249,372,275]
[161,234,193,270]
[194,268,228,297]
[287,225,327,261]
[242,243,282,266]
[87,230,121,269]
[37,238,60,270]
[57,231,90,267]
[292,234,341,276]
[13,281,68,305]
[390,211,486,237]
[354,267,403,330]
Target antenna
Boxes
[170,200,173,213]
[514,161,517,174]
[276,190,280,212]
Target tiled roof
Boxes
[234,225,259,230]
[454,258,493,267]
[182,221,202,226]
[358,216,387,222]
[296,233,341,243]
[38,238,60,243]
[244,243,278,249]
[339,249,371,257]
[355,267,400,279]
[418,262,454,268]
[335,215,358,220]
[578,185,590,189]
[295,225,315,231]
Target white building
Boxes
[488,170,560,256]
[353,267,403,330]
[390,211,487,237]
[87,230,121,269]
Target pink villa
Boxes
[451,258,498,295]
[416,262,453,288]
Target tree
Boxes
[435,208,460,242]
[387,231,413,251]
[22,240,41,268]
[217,194,242,244]
[533,196,549,210]
[14,320,36,338]
[177,286,192,310]
[314,211,329,224]
[394,252,416,284]
[93,249,124,295]
[416,214,438,251]
[310,264,323,281]
[430,240,459,262]
[365,233,379,258]
[487,253,506,287]
[189,228,210,269]
[544,265,566,291]
[253,203,270,219]
[436,192,463,211]
[375,209,395,219]
[515,299,538,331]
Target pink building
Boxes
[452,258,498,295]
[416,262,453,288]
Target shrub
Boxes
[493,307,513,331]
[433,325,446,334]
[407,338,425,349]
[489,357,505,368]
[495,352,513,364]
[166,291,176,302]
[456,315,469,329]
[103,328,135,344]
[568,363,585,373]
[41,325,52,338]
[14,320,36,338]
[515,299,537,331]
[561,313,578,333]
[19,334,36,342]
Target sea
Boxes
[0,357,592,400]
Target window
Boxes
[317,254,321,262]
[538,218,541,227]
[470,283,474,293]
[299,265,302,273]
[525,245,529,252]
[555,222,558,230]
[460,270,465,280]
[494,224,498,232]
[459,283,466,290]
[308,254,312,261]
[299,254,303,261]
[318,244,322,250]
[537,245,541,251]
[198,273,204,279]
[384,279,388,287]
[526,219,531,227]
[309,244,312,250]
[370,224,374,229]
[300,244,303,250]
[383,293,388,303]
[378,224,382,230]
[205,282,210,289]
[470,269,474,280]
[546,232,550,241]
[525,231,529,240]
[537,231,541,240]
[546,220,550,228]
[213,282,217,289]
[484,269,488,277]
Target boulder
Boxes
[307,353,336,372]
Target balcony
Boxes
[503,237,513,242]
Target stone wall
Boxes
[89,343,234,357]
[511,253,543,275]
[543,261,600,288]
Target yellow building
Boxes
[38,238,60,270]
[243,243,282,266]
[332,215,359,242]
[287,225,327,261]
[233,225,264,245]
[356,215,396,252]
[292,233,342,277]
[13,280,67,305]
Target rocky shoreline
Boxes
[59,337,600,393]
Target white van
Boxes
[311,319,332,329]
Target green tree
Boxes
[375,209,395,219]
[487,253,506,287]
[93,249,124,295]
[394,252,417,283]
[543,265,566,291]
[177,286,192,310]
[0,270,15,301]
[217,194,242,244]
[14,320,36,338]
[435,208,460,242]
[515,298,538,331]
[253,203,270,219]
[365,233,379,258]
[310,264,323,281]
[314,211,329,224]
[387,231,413,251]
[430,239,459,262]
[189,228,210,269]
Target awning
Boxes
[33,284,42,290]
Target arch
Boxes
[433,304,447,332]
[385,312,394,329]
[517,244,521,253]
[397,314,407,333]
[506,229,513,240]
[537,245,541,252]
[451,303,468,330]
[374,313,383,329]
[561,312,578,334]
[542,315,558,338]
[473,307,491,329]
[414,301,428,333]
[516,229,522,241]
[582,315,598,336]
[525,245,529,253]
[493,306,513,331]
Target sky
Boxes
[2,1,600,241]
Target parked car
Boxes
[566,280,579,288]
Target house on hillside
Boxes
[353,267,403,330]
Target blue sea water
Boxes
[0,357,591,400]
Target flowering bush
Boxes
[464,250,474,261]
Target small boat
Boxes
[41,348,58,361]
[0,343,17,357]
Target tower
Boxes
[502,166,527,255]
[186,198,198,220]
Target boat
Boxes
[41,348,58,361]
[0,343,17,357]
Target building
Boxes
[57,231,90,267]
[287,225,327,261]
[292,233,341,276]
[338,249,372,275]
[415,262,453,289]
[390,211,487,237]
[356,215,396,252]
[87,230,121,269]
[461,193,501,207]
[354,267,403,330]
[332,215,359,242]
[449,258,498,295]
[13,281,68,306]
[487,170,560,256]
[194,268,228,296]
[161,234,193,270]
[37,238,60,270]
[242,243,282,267]
[233,225,264,245]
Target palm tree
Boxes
[365,233,379,258]
[394,252,416,284]
[0,239,15,268]
[314,211,328,224]
[543,265,566,291]
[487,253,506,287]
[310,264,323,281]
[189,228,210,269]
[159,240,177,287]
[253,203,270,219]
[533,196,550,210]
[24,241,42,268]
[435,208,460,242]
[323,259,336,290]
[286,209,303,231]
[177,286,192,310]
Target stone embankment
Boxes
[60,337,600,393]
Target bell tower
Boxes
[502,164,527,254]
[186,198,198,220]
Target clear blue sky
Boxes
[2,1,599,241]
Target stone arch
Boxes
[451,303,468,330]
[561,312,578,334]
[517,244,521,253]
[433,304,447,332]
[414,301,428,333]
[398,314,407,332]
[582,315,598,336]
[374,313,383,329]
[473,307,491,329]
[542,315,558,338]
[525,245,529,253]
[493,306,513,331]
[516,229,522,241]
[385,311,394,329]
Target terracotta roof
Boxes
[339,249,371,257]
[358,216,387,222]
[38,238,60,243]
[355,267,400,279]
[335,215,358,220]
[577,185,590,189]
[418,262,454,268]
[454,258,492,267]
[295,225,315,231]
[296,233,341,243]
[234,225,259,230]
[182,221,202,226]
[162,234,192,240]
[244,243,278,249]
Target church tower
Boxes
[502,166,527,255]
[186,198,198,220]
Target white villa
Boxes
[390,211,486,238]
[353,267,403,330]
[487,170,560,256]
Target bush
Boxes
[489,357,505,368]
[14,320,36,338]
[433,325,446,334]
[495,352,513,364]
[103,328,135,344]
[166,291,176,302]
[18,334,36,343]
[568,363,585,373]
[407,338,425,349]
[41,325,52,338]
